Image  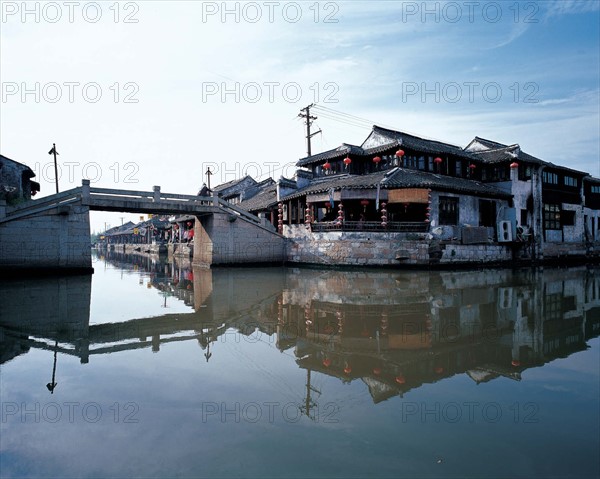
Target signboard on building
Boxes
[388,188,429,204]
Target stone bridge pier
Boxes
[0,200,92,273]
[193,212,285,266]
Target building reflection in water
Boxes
[1,254,599,404]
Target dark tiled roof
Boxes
[0,154,35,177]
[467,137,545,165]
[281,168,511,201]
[466,137,507,150]
[368,126,475,159]
[383,168,512,199]
[282,170,388,201]
[296,144,363,166]
[212,175,256,193]
[238,184,278,212]
[104,221,135,236]
[296,125,477,168]
[467,137,586,175]
[468,145,521,164]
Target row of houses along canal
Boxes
[3,124,600,270]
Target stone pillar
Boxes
[82,179,90,204]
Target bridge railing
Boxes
[0,187,83,223]
[215,197,263,225]
[2,181,275,234]
[85,184,217,205]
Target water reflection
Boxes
[1,256,599,405]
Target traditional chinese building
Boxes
[237,125,600,266]
[0,154,40,204]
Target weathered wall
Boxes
[561,203,584,243]
[193,212,285,266]
[285,225,513,266]
[0,204,92,271]
[542,241,587,258]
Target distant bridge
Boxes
[0,179,285,270]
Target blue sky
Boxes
[1,0,599,232]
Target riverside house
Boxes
[238,125,600,266]
[0,154,40,204]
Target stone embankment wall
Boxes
[194,212,285,266]
[0,201,92,272]
[284,225,513,267]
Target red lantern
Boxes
[434,367,444,374]
[469,164,476,170]
[360,199,369,206]
[343,156,351,166]
[373,156,381,164]
[511,360,521,367]
[395,375,406,384]
[344,366,352,374]
[323,161,331,170]
[395,149,405,158]
[373,367,382,375]
[510,162,519,169]
[323,358,332,367]
[434,157,443,164]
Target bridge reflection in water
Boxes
[1,254,599,404]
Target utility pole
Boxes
[298,104,321,157]
[120,217,124,226]
[205,166,213,191]
[48,143,59,194]
[299,368,320,420]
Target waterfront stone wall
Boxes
[194,212,285,266]
[0,204,92,271]
[542,242,587,258]
[284,225,513,266]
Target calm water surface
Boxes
[1,251,599,478]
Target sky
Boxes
[1,0,599,233]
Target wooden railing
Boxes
[311,221,429,233]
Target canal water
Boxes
[1,252,599,478]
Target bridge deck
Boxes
[1,180,268,229]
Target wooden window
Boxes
[455,160,462,177]
[439,196,459,225]
[544,203,561,230]
[564,176,577,187]
[543,171,559,185]
[518,165,532,181]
